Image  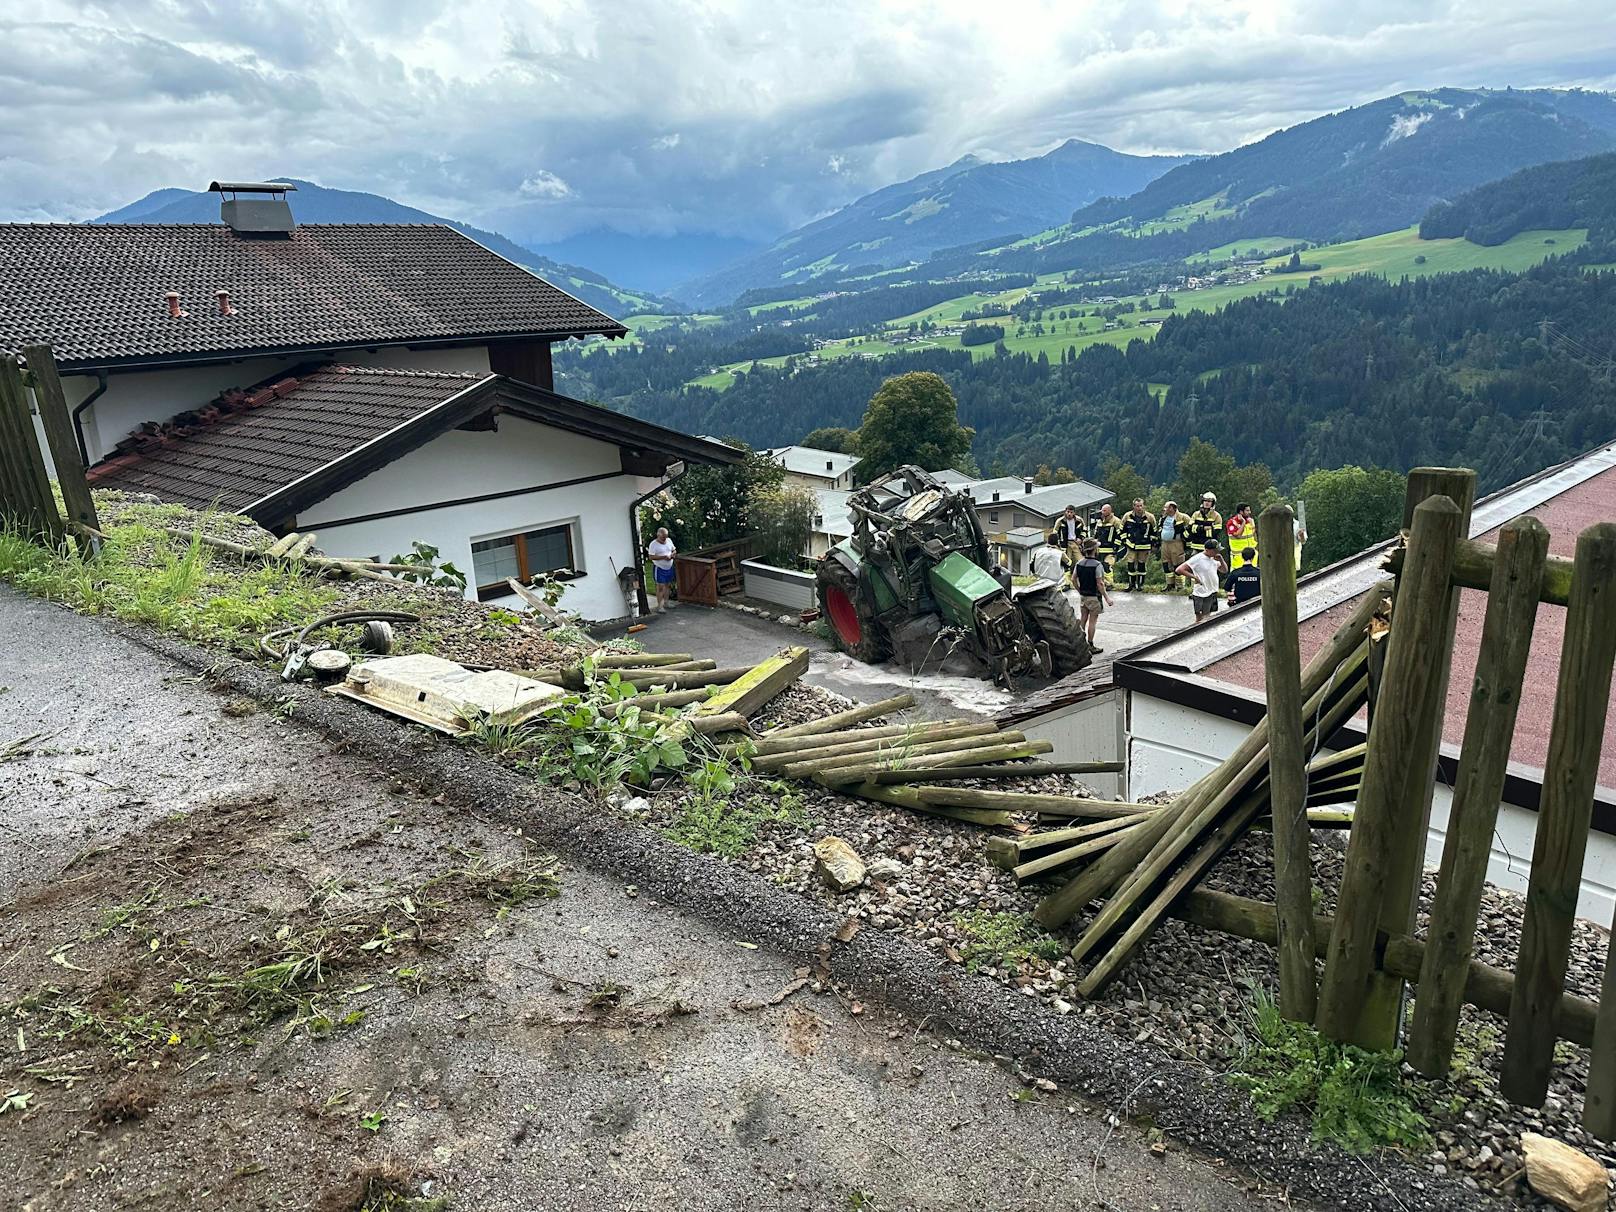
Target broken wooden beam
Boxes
[746,718,977,758]
[985,815,1154,870]
[696,647,809,719]
[910,786,1149,820]
[787,731,1032,780]
[835,781,1015,827]
[817,740,1054,787]
[1385,535,1574,609]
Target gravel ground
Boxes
[609,681,1616,1210]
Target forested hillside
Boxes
[1420,153,1616,245]
[568,257,1616,493]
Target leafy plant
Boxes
[666,774,804,857]
[515,674,690,788]
[1227,987,1430,1154]
[388,541,466,591]
[952,911,1063,973]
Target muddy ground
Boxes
[0,589,1292,1212]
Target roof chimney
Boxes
[1024,477,1033,494]
[826,459,834,471]
[165,291,186,318]
[215,289,237,316]
[209,180,297,236]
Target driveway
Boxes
[624,589,1191,720]
[0,588,1290,1212]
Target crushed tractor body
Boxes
[816,465,1092,685]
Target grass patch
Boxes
[1228,988,1430,1154]
[0,507,341,652]
[664,774,806,857]
[953,911,1063,973]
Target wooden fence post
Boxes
[1316,494,1463,1048]
[0,354,64,544]
[1259,503,1315,1022]
[1360,468,1477,1038]
[1407,515,1549,1076]
[22,344,99,555]
[1501,523,1616,1106]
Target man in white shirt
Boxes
[647,527,677,613]
[1030,536,1066,586]
[1174,540,1228,626]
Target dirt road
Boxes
[0,589,1288,1211]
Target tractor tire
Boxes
[1017,585,1093,677]
[817,559,891,664]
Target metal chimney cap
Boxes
[208,181,297,194]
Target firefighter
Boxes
[1182,492,1223,592]
[1091,503,1122,583]
[1051,504,1087,582]
[1226,502,1257,568]
[1158,500,1186,591]
[1119,497,1157,592]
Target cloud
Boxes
[0,0,1612,245]
[519,170,572,199]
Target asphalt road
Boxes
[0,588,1290,1212]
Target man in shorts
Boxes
[1158,501,1186,591]
[646,527,677,612]
[1071,539,1111,652]
[1175,539,1227,626]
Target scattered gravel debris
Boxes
[626,680,1616,1208]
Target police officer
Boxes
[1119,497,1157,592]
[1091,503,1123,584]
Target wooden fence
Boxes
[0,344,98,554]
[1021,467,1616,1140]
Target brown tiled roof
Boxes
[0,223,626,370]
[86,365,744,521]
[86,365,491,513]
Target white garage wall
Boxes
[1015,691,1125,799]
[37,345,493,471]
[296,415,640,622]
[1126,687,1616,925]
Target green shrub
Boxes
[1228,988,1430,1154]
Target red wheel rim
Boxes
[825,584,862,645]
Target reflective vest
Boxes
[1226,514,1257,560]
[1121,510,1157,551]
[1185,509,1222,547]
[1091,518,1122,557]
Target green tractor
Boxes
[816,465,1092,685]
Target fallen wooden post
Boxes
[1408,515,1549,1077]
[868,759,1122,784]
[1502,523,1616,1106]
[752,722,1000,772]
[766,693,915,738]
[838,781,1014,827]
[817,740,1053,786]
[696,646,809,718]
[597,687,715,716]
[1317,494,1464,1049]
[21,344,99,556]
[985,815,1154,870]
[1012,824,1151,883]
[677,711,752,737]
[592,652,694,667]
[746,718,977,758]
[790,732,1033,779]
[910,786,1151,820]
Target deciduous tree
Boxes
[855,372,975,480]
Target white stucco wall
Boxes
[1016,690,1124,799]
[1124,687,1616,925]
[36,345,492,470]
[293,414,641,622]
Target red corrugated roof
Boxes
[1207,462,1616,785]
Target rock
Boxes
[812,836,866,892]
[867,857,905,881]
[621,795,652,815]
[1521,1133,1609,1212]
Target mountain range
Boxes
[92,179,672,319]
[679,139,1189,307]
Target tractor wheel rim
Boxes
[825,585,862,645]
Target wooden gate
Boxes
[674,556,718,606]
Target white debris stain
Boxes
[812,651,1015,714]
[1382,111,1433,145]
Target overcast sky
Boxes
[4,1,1614,243]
